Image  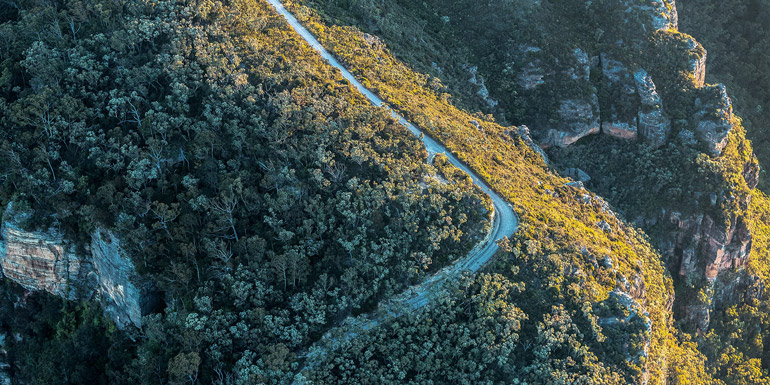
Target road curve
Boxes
[264,0,519,378]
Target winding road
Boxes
[264,0,519,380]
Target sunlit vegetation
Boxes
[679,0,770,192]
[278,1,719,383]
[0,0,765,383]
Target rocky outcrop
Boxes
[596,288,653,385]
[0,223,92,300]
[509,0,682,148]
[602,121,637,140]
[467,65,499,108]
[569,48,591,81]
[634,69,671,147]
[622,0,678,31]
[600,55,637,140]
[686,37,707,87]
[510,125,549,165]
[744,155,761,190]
[669,212,752,282]
[514,46,601,147]
[516,45,546,90]
[660,204,753,330]
[542,95,601,147]
[91,230,145,329]
[541,49,601,147]
[0,206,148,329]
[692,84,734,155]
[565,168,591,182]
[500,0,751,336]
[600,55,674,144]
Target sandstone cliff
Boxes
[90,229,145,329]
[0,222,91,300]
[504,0,756,332]
[509,0,683,149]
[0,206,147,329]
[655,152,760,331]
[507,0,733,158]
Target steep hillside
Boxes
[678,0,770,192]
[0,1,489,383]
[280,0,722,383]
[0,0,767,384]
[287,0,770,383]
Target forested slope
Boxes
[0,0,762,384]
[0,1,490,383]
[285,0,770,383]
[276,1,716,384]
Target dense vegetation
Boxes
[0,280,124,385]
[277,0,725,383]
[0,0,767,384]
[285,0,770,383]
[0,0,490,383]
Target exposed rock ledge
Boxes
[653,153,759,331]
[0,206,148,329]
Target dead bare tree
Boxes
[211,186,239,241]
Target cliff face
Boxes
[508,0,732,159]
[90,230,145,329]
[530,48,601,148]
[0,223,92,300]
[503,0,757,331]
[657,153,760,330]
[692,84,735,155]
[0,207,146,329]
[510,1,684,149]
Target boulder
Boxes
[566,181,585,189]
[565,168,591,182]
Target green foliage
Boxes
[0,281,122,385]
[0,0,489,382]
[1,0,757,383]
